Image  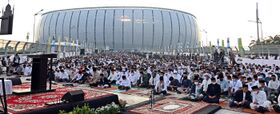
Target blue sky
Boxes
[0,0,279,49]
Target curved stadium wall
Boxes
[37,6,200,51]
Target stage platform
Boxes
[2,83,119,114]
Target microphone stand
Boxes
[150,73,155,110]
[0,78,7,114]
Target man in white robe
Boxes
[250,86,271,111]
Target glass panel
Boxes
[43,14,52,42]
[193,16,199,48]
[39,15,47,43]
[55,12,66,41]
[7,41,17,54]
[95,9,105,49]
[16,42,25,52]
[170,11,179,50]
[104,9,114,49]
[143,10,153,50]
[70,11,80,42]
[188,16,195,48]
[179,13,187,49]
[62,11,73,42]
[114,9,123,50]
[162,11,171,51]
[184,14,192,49]
[153,10,163,50]
[78,10,88,45]
[133,9,143,50]
[123,9,133,49]
[87,10,96,46]
[49,12,59,40]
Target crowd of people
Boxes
[3,52,280,113]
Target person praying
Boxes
[203,77,221,103]
[229,85,252,108]
[154,76,167,95]
[250,86,271,113]
[118,75,131,91]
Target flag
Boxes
[47,36,52,53]
[71,40,74,49]
[227,37,230,48]
[222,40,225,48]
[238,38,244,51]
[238,38,245,56]
[58,36,61,53]
[217,38,220,47]
[51,35,55,53]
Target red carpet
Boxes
[4,86,112,114]
[12,82,62,91]
[129,98,209,114]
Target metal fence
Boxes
[0,39,82,57]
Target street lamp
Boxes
[202,29,208,46]
[248,20,263,57]
[33,9,44,43]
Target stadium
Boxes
[36,6,200,51]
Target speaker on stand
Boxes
[80,49,85,55]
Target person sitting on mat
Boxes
[137,71,151,88]
[71,70,83,83]
[154,76,167,95]
[118,75,131,90]
[181,75,192,93]
[250,86,271,113]
[229,84,252,108]
[88,71,102,87]
[99,73,111,88]
[203,77,221,103]
[57,69,70,82]
[167,77,181,94]
[186,77,203,101]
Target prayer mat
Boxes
[4,87,112,113]
[93,86,118,91]
[120,89,154,98]
[219,100,277,114]
[129,98,209,114]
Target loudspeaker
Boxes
[80,49,85,55]
[7,77,22,85]
[61,90,84,102]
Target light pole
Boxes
[202,29,208,46]
[248,20,263,57]
[33,9,44,43]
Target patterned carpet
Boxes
[129,98,209,114]
[5,86,112,114]
[219,100,277,114]
[12,82,63,92]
